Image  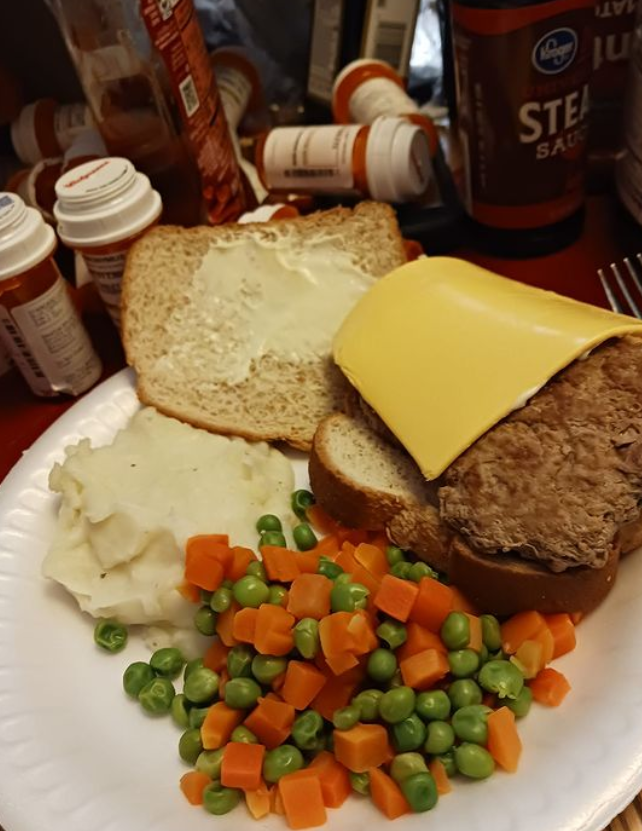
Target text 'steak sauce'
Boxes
[0,193,102,397]
[451,0,594,255]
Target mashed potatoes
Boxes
[43,407,295,625]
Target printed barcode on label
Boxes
[373,22,407,69]
[3,317,45,379]
[284,168,339,178]
[179,74,199,117]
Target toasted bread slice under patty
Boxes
[309,411,638,615]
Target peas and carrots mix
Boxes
[110,489,576,828]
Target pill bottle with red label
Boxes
[53,157,162,331]
[10,99,94,166]
[49,0,247,228]
[0,192,102,397]
[255,117,432,203]
[332,59,439,157]
[451,0,594,256]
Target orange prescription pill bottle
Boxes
[255,117,432,203]
[332,59,439,157]
[54,158,162,330]
[11,99,94,165]
[237,203,301,224]
[211,47,263,135]
[0,193,102,397]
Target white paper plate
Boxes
[1,368,642,831]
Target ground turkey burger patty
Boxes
[439,335,642,573]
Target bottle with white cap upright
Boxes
[254,117,432,204]
[54,157,162,330]
[0,193,102,397]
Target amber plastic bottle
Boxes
[451,0,594,256]
[0,193,102,396]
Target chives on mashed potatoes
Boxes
[112,494,576,828]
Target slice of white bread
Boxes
[309,411,640,614]
[121,202,407,450]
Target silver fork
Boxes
[598,255,642,318]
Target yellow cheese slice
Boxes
[333,257,642,480]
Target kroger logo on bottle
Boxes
[532,28,578,75]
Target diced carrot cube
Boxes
[333,723,391,773]
[409,577,454,632]
[374,574,419,622]
[399,648,449,690]
[280,661,327,710]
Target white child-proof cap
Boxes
[365,117,432,203]
[53,157,162,248]
[0,193,56,281]
[10,102,44,166]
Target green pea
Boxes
[415,690,451,722]
[440,611,470,650]
[194,605,217,636]
[505,685,533,718]
[267,585,289,606]
[454,743,495,779]
[233,575,270,608]
[188,705,211,729]
[448,678,483,710]
[293,523,317,551]
[294,618,320,659]
[392,714,426,752]
[333,704,360,731]
[225,677,262,710]
[367,648,398,682]
[478,660,524,699]
[256,514,283,533]
[379,686,416,724]
[479,643,490,665]
[227,644,255,678]
[318,559,343,580]
[200,589,214,604]
[448,648,480,678]
[349,771,370,795]
[408,562,437,582]
[211,587,233,613]
[386,545,406,566]
[390,752,428,784]
[184,658,204,682]
[480,614,502,651]
[291,710,325,750]
[231,725,258,743]
[260,531,287,547]
[123,661,154,698]
[202,781,241,815]
[386,669,404,689]
[291,489,315,520]
[334,572,353,585]
[452,704,491,744]
[435,750,457,777]
[94,618,128,653]
[352,689,383,722]
[184,667,219,704]
[400,772,438,813]
[138,677,175,715]
[246,560,267,581]
[196,748,224,779]
[424,720,455,755]
[390,561,412,580]
[171,693,191,729]
[150,647,185,679]
[376,619,407,650]
[263,745,304,783]
[330,581,369,612]
[251,654,287,685]
[178,727,203,764]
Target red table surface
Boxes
[1,194,641,484]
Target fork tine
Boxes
[598,267,626,314]
[611,262,642,318]
[624,257,642,300]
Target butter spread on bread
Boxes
[334,257,642,480]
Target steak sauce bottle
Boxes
[451,0,594,256]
